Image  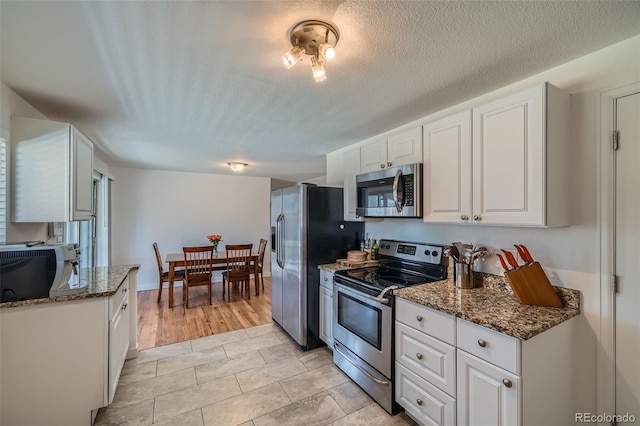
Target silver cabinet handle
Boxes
[324,277,328,282]
[477,339,487,347]
[416,353,423,360]
[387,162,392,167]
[416,315,423,322]
[122,287,127,294]
[503,379,513,388]
[121,303,128,311]
[380,164,385,169]
[461,215,468,221]
[416,398,424,406]
[473,215,481,221]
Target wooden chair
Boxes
[182,245,214,308]
[256,238,268,291]
[154,242,185,304]
[222,244,253,300]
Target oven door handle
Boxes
[335,282,391,306]
[334,343,390,386]
[392,168,404,213]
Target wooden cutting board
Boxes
[504,262,563,308]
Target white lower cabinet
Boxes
[396,299,576,426]
[108,276,131,403]
[319,269,334,348]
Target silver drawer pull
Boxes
[122,287,127,293]
[477,339,487,348]
[416,353,423,360]
[324,277,328,281]
[416,315,423,322]
[416,398,424,406]
[121,303,128,311]
[503,379,513,388]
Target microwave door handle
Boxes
[392,169,404,213]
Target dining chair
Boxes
[154,242,185,304]
[182,245,215,308]
[222,244,253,300]
[256,238,268,291]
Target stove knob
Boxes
[385,244,391,249]
[431,250,438,257]
[424,250,431,256]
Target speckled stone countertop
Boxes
[0,264,140,309]
[395,274,581,340]
[318,263,359,273]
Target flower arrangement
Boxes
[206,234,223,249]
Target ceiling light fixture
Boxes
[227,162,248,172]
[281,20,339,83]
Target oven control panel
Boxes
[378,239,444,265]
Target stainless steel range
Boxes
[332,239,447,414]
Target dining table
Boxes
[165,251,260,307]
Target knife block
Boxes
[504,262,563,307]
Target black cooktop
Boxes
[335,264,443,294]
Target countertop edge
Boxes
[1,264,140,309]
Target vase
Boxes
[213,246,219,257]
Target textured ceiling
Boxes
[1,1,639,182]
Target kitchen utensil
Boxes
[514,245,530,264]
[501,249,519,269]
[519,244,535,263]
[449,244,461,262]
[496,253,509,271]
[455,262,474,288]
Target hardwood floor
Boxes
[137,277,273,350]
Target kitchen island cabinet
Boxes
[395,279,581,426]
[423,82,570,227]
[0,265,139,426]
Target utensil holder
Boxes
[455,262,474,289]
[504,262,563,307]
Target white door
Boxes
[457,350,520,426]
[360,138,387,173]
[319,285,334,347]
[387,126,423,168]
[71,130,94,220]
[343,147,363,221]
[615,91,640,420]
[423,110,472,223]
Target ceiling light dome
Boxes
[280,20,339,83]
[227,162,248,172]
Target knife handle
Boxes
[519,245,535,263]
[501,249,519,269]
[496,253,509,271]
[514,245,531,264]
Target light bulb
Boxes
[227,162,248,172]
[281,46,305,69]
[318,43,336,62]
[311,56,327,83]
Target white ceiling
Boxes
[2,1,639,183]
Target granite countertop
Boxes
[0,264,140,309]
[395,276,581,340]
[318,263,360,273]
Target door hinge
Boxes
[612,275,618,293]
[613,130,619,150]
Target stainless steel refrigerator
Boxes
[271,184,364,350]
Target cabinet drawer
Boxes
[396,363,456,426]
[396,298,455,345]
[396,322,456,397]
[109,276,130,319]
[457,319,520,374]
[319,269,334,290]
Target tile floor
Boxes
[95,323,416,426]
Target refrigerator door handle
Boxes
[276,214,284,268]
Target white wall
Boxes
[111,167,271,290]
[328,35,640,415]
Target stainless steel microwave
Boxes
[355,163,422,218]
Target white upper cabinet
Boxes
[360,127,423,173]
[423,82,569,227]
[343,147,363,222]
[12,117,94,222]
[423,110,473,223]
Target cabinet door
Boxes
[109,293,130,403]
[423,111,472,223]
[387,127,422,168]
[360,139,388,173]
[457,350,520,426]
[71,130,94,221]
[472,85,545,226]
[343,147,363,221]
[319,285,334,347]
